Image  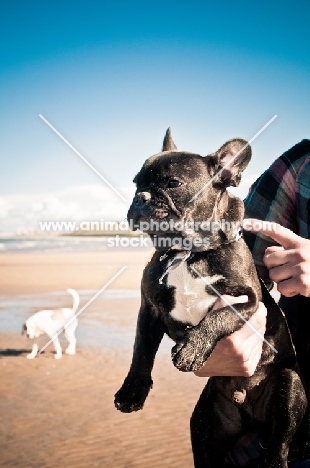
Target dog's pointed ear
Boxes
[208,138,251,187]
[162,127,177,151]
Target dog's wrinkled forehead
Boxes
[133,151,207,188]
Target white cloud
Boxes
[0,197,10,218]
[0,184,135,234]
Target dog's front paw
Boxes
[54,353,62,359]
[114,377,153,413]
[172,340,209,372]
[26,354,36,359]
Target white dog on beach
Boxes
[22,289,79,359]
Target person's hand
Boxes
[244,219,310,298]
[194,296,267,377]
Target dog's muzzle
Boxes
[133,191,152,209]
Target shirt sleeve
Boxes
[243,140,310,277]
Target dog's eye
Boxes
[168,179,182,188]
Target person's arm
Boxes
[194,296,267,377]
[244,219,310,298]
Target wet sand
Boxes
[0,251,151,294]
[0,250,206,468]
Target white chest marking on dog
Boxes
[167,262,224,326]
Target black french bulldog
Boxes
[114,129,307,467]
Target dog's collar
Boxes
[226,226,243,244]
[159,250,192,284]
[158,226,243,285]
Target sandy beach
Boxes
[0,246,206,468]
[0,250,150,294]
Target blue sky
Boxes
[1,1,310,232]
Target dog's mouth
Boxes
[128,209,173,231]
[128,194,182,233]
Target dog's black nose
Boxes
[133,191,151,208]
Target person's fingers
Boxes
[240,320,266,351]
[243,219,301,249]
[264,248,301,269]
[244,325,266,353]
[276,277,299,297]
[265,245,285,254]
[264,249,287,268]
[225,326,265,377]
[194,302,267,377]
[267,264,294,283]
[250,331,265,351]
[245,338,264,362]
[226,303,267,344]
[244,341,264,375]
[194,329,265,378]
[236,319,266,375]
[249,301,267,323]
[212,294,248,311]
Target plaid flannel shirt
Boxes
[243,139,310,391]
[225,140,310,467]
[244,139,310,277]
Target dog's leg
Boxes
[26,343,38,359]
[64,321,77,355]
[65,335,76,355]
[50,335,62,359]
[191,380,243,468]
[264,369,307,468]
[172,288,258,371]
[114,297,165,413]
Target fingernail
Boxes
[242,219,255,231]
